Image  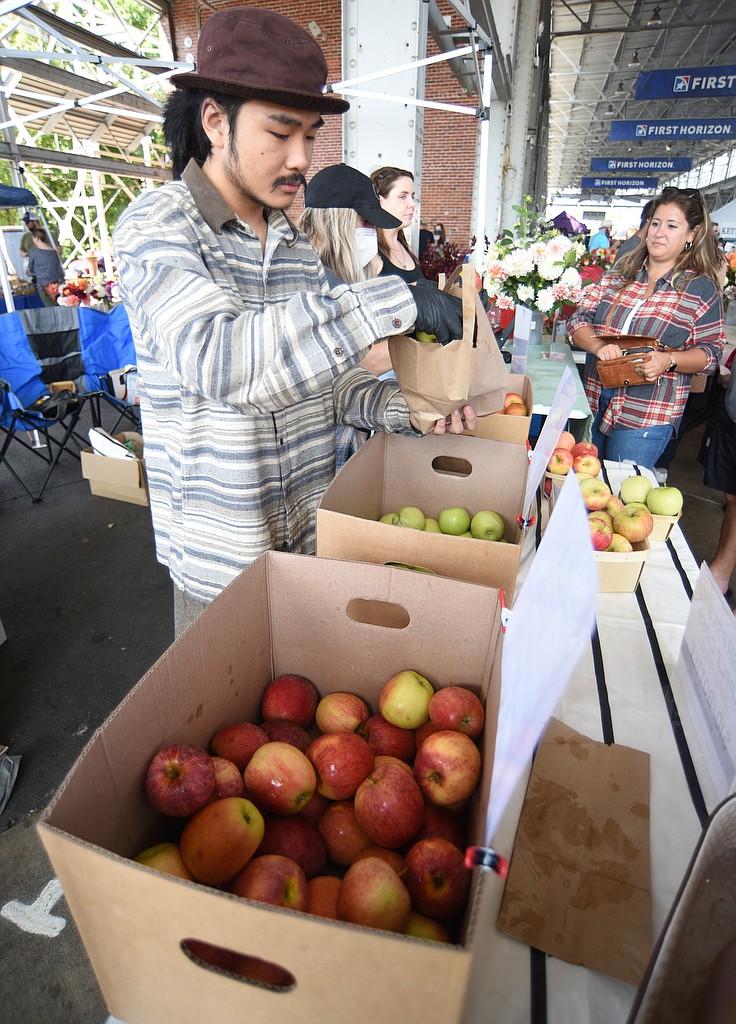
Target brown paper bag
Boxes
[388,263,509,434]
[497,718,652,986]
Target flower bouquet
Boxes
[56,274,119,309]
[725,251,736,305]
[480,197,586,315]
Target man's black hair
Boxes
[163,89,246,179]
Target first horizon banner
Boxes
[636,66,736,100]
[610,119,736,141]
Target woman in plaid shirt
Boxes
[568,188,725,469]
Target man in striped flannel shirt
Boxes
[113,7,475,634]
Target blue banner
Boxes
[636,66,736,100]
[582,177,659,190]
[590,157,692,173]
[610,119,736,141]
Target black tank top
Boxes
[378,251,426,285]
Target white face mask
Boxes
[355,226,378,267]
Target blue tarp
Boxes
[0,184,37,209]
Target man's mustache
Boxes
[273,174,307,190]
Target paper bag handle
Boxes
[460,262,477,346]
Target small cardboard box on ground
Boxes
[38,552,505,1024]
[81,431,148,506]
[466,373,533,445]
[317,431,529,597]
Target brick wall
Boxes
[167,0,478,244]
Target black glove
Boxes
[412,287,463,346]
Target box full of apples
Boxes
[38,552,506,1024]
[545,434,685,591]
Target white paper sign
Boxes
[511,304,532,374]
[486,473,598,843]
[523,366,578,519]
[676,563,736,800]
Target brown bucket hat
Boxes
[169,7,349,115]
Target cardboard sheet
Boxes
[497,718,651,986]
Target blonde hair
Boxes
[298,206,367,283]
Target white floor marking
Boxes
[1,877,66,935]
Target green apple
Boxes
[646,486,683,516]
[438,506,471,536]
[460,531,473,537]
[414,331,438,344]
[624,502,649,511]
[619,475,652,505]
[423,518,442,533]
[470,510,505,541]
[608,534,633,552]
[378,670,434,729]
[386,562,436,575]
[379,512,396,524]
[393,506,426,530]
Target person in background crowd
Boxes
[370,166,427,284]
[299,163,397,468]
[568,187,725,470]
[27,228,64,306]
[112,7,472,636]
[18,213,39,274]
[588,220,612,252]
[704,365,736,610]
[613,201,656,265]
[433,222,447,247]
[418,221,433,256]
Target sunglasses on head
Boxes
[660,186,703,203]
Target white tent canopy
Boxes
[711,197,736,242]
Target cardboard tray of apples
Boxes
[136,670,486,977]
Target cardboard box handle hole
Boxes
[181,938,295,991]
[431,455,473,478]
[346,598,411,629]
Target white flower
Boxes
[535,287,556,313]
[537,256,564,281]
[560,267,582,289]
[503,248,535,277]
[517,284,535,303]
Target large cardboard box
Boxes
[316,431,529,597]
[81,431,148,506]
[38,553,504,1024]
[467,373,533,445]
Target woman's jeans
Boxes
[591,391,673,470]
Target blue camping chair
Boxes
[76,305,140,432]
[0,311,86,501]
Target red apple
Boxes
[210,722,267,771]
[244,741,317,815]
[573,454,602,477]
[578,475,611,510]
[410,803,468,850]
[504,403,528,416]
[258,815,327,879]
[306,731,374,800]
[413,730,481,805]
[378,669,434,729]
[184,940,293,987]
[606,495,625,516]
[316,799,372,866]
[144,744,215,817]
[404,838,470,919]
[373,754,415,776]
[134,841,194,880]
[571,441,598,460]
[337,856,412,933]
[229,854,308,911]
[613,505,654,542]
[352,845,407,875]
[547,448,574,476]
[315,691,370,734]
[261,673,319,729]
[306,875,342,919]
[405,911,453,943]
[588,510,614,530]
[179,796,264,885]
[428,686,485,738]
[361,713,415,761]
[260,718,311,752]
[555,430,576,451]
[415,720,443,749]
[609,533,634,552]
[210,756,246,800]
[503,391,525,410]
[588,514,614,551]
[296,789,331,825]
[354,762,425,849]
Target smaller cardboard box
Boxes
[81,430,148,506]
[466,374,533,445]
[594,539,650,592]
[649,511,682,543]
[317,431,529,597]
